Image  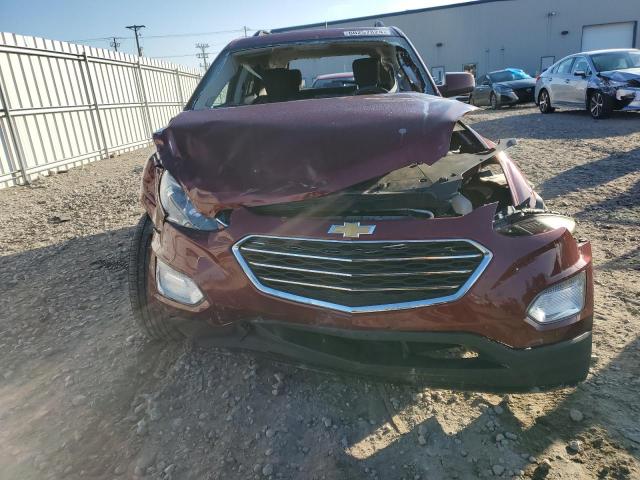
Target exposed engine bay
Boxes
[249,122,514,220]
[246,122,577,237]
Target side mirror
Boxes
[574,70,587,78]
[439,72,475,98]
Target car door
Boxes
[568,56,591,106]
[549,57,575,104]
[474,75,492,105]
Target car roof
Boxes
[574,48,639,56]
[225,26,401,52]
[315,72,354,80]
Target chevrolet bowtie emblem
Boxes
[328,222,376,238]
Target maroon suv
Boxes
[130,27,593,390]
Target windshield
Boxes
[590,51,640,72]
[489,69,531,82]
[189,36,435,110]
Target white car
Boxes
[535,49,640,119]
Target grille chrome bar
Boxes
[233,235,492,313]
[240,246,483,262]
[261,277,460,292]
[249,261,472,278]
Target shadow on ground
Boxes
[1,206,638,479]
[538,148,640,201]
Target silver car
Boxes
[535,49,640,119]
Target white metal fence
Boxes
[0,32,201,188]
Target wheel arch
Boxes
[538,87,551,104]
[585,87,597,109]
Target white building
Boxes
[274,0,639,82]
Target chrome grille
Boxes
[233,236,492,313]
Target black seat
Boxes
[352,58,389,94]
[261,68,302,102]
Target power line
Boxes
[145,28,248,39]
[151,52,220,59]
[110,36,121,52]
[126,24,146,56]
[195,43,211,72]
[69,27,253,43]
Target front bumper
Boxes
[615,87,640,111]
[497,88,535,105]
[190,320,592,391]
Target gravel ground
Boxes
[0,105,639,480]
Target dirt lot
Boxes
[0,105,639,480]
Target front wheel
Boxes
[128,214,183,341]
[538,89,555,114]
[490,92,500,110]
[589,91,613,119]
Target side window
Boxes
[557,58,575,75]
[480,75,490,85]
[211,84,229,107]
[572,57,591,75]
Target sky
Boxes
[0,0,470,70]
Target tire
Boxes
[128,214,183,341]
[538,89,555,114]
[589,91,613,119]
[490,92,500,110]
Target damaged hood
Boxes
[600,68,640,84]
[156,93,476,216]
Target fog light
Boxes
[527,271,586,324]
[156,258,204,305]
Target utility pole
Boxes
[126,24,146,56]
[243,26,248,37]
[110,36,121,52]
[195,43,210,72]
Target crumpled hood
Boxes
[600,68,640,83]
[156,93,476,216]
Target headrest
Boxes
[262,68,302,101]
[352,58,383,88]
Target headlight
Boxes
[159,171,222,231]
[495,85,513,93]
[495,212,575,236]
[156,258,204,305]
[527,271,586,324]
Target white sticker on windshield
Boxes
[343,28,391,37]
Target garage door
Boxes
[582,22,636,51]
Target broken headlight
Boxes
[159,171,225,231]
[527,271,586,324]
[494,210,575,236]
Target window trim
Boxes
[556,57,576,75]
